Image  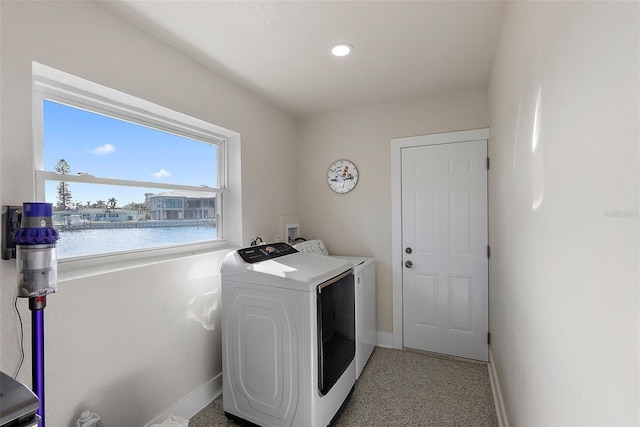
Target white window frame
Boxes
[32,62,242,275]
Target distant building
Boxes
[53,207,139,227]
[148,190,216,220]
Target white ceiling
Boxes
[103,1,507,117]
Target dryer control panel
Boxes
[237,242,298,264]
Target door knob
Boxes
[405,260,413,268]
[405,247,412,254]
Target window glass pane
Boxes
[43,100,219,188]
[45,182,218,259]
[54,225,217,259]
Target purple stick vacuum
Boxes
[14,202,60,427]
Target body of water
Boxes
[57,226,218,259]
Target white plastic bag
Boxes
[149,413,189,427]
[76,411,104,427]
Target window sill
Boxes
[58,240,232,282]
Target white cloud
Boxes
[91,144,116,155]
[153,169,171,179]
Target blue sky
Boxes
[43,100,218,207]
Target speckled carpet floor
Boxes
[189,347,498,426]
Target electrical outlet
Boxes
[2,206,22,260]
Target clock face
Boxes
[327,160,358,193]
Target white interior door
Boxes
[402,140,488,361]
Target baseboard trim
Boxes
[376,331,394,348]
[488,349,509,427]
[144,373,222,427]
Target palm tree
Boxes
[107,198,117,212]
[55,159,72,210]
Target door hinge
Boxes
[486,157,490,170]
[487,332,491,345]
[487,245,491,258]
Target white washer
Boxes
[293,240,376,379]
[221,243,356,427]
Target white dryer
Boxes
[221,243,356,427]
[293,240,376,379]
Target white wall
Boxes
[4,1,637,426]
[488,2,639,425]
[297,87,489,340]
[0,1,297,426]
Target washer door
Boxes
[317,269,355,395]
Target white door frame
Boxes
[390,128,489,349]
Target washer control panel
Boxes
[237,242,298,264]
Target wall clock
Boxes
[327,159,358,194]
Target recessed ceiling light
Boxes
[331,43,353,57]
